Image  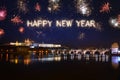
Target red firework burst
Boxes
[19,27,24,33]
[117,15,120,24]
[0,9,7,21]
[11,16,23,24]
[100,2,111,13]
[35,3,41,11]
[0,29,4,36]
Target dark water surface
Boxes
[0,53,120,80]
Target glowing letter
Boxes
[27,20,33,27]
[90,20,96,28]
[66,20,73,27]
[81,20,86,27]
[37,20,42,27]
[56,20,62,27]
[76,20,80,27]
[48,21,52,27]
[85,20,90,27]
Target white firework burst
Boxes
[76,0,92,16]
[17,0,28,13]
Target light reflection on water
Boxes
[0,53,109,63]
[0,53,120,69]
[111,56,120,69]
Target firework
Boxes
[110,18,118,27]
[78,33,85,40]
[95,22,102,31]
[117,15,120,24]
[100,2,111,13]
[35,3,41,12]
[11,16,23,24]
[36,31,42,35]
[36,31,43,37]
[48,0,61,12]
[50,0,59,2]
[109,15,120,28]
[19,27,24,33]
[76,0,92,16]
[0,8,7,21]
[0,28,4,36]
[17,0,28,13]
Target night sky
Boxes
[0,0,120,48]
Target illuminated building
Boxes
[9,39,61,48]
[10,38,33,46]
[111,42,119,54]
[38,44,61,48]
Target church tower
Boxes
[111,42,119,54]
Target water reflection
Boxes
[77,54,82,60]
[0,54,3,61]
[0,53,111,65]
[24,59,31,65]
[41,57,54,62]
[1,53,120,69]
[85,54,90,61]
[111,56,120,69]
[54,56,61,61]
[6,54,9,61]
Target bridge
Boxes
[0,45,110,56]
[50,49,110,55]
